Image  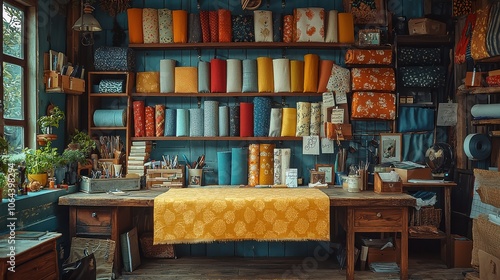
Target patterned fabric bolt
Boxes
[158,9,173,43]
[397,48,441,66]
[351,92,396,120]
[296,102,311,136]
[155,104,165,137]
[98,79,124,93]
[145,106,155,137]
[142,8,159,43]
[399,66,446,88]
[294,8,325,42]
[204,100,219,137]
[345,49,393,65]
[136,72,160,93]
[254,10,273,42]
[200,10,211,42]
[232,15,254,42]
[94,47,135,72]
[273,12,282,42]
[209,10,219,42]
[133,101,145,137]
[189,108,204,137]
[164,108,176,136]
[326,64,351,95]
[351,68,396,91]
[218,9,232,42]
[229,105,240,136]
[248,144,260,186]
[471,5,491,61]
[282,15,294,43]
[486,1,500,56]
[253,97,272,137]
[259,144,275,185]
[310,102,321,135]
[188,13,202,43]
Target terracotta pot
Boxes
[37,134,57,145]
[27,173,48,188]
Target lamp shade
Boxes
[73,13,102,32]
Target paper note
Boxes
[335,92,347,104]
[285,168,298,188]
[330,109,344,124]
[322,92,335,107]
[303,135,320,155]
[436,103,458,126]
[321,138,334,154]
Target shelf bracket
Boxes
[197,97,202,108]
[197,49,202,61]
[197,0,201,10]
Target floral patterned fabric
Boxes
[136,72,160,93]
[351,92,396,120]
[345,49,392,65]
[158,9,173,43]
[399,66,446,88]
[232,15,254,42]
[486,75,500,86]
[471,5,491,61]
[254,10,273,42]
[142,8,159,43]
[259,144,275,185]
[398,47,441,66]
[283,15,294,42]
[248,144,260,186]
[351,68,395,91]
[296,102,311,137]
[294,8,325,42]
[326,64,350,95]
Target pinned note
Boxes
[303,135,320,155]
[321,138,334,154]
[437,103,458,126]
[335,92,347,104]
[330,109,344,124]
[322,92,335,107]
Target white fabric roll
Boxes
[268,108,283,137]
[325,10,339,43]
[160,59,176,93]
[320,102,328,137]
[254,10,273,42]
[280,148,291,184]
[471,104,500,118]
[226,59,242,93]
[310,102,321,135]
[273,58,291,92]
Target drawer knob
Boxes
[92,212,97,218]
[376,212,382,218]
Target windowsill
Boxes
[1,185,78,203]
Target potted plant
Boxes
[59,148,88,185]
[36,105,65,145]
[24,141,60,188]
[68,129,97,156]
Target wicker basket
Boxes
[410,206,442,228]
[139,232,176,259]
[472,214,500,268]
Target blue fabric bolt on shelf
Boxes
[93,109,126,127]
[219,106,229,137]
[217,151,232,185]
[242,59,258,92]
[164,108,176,136]
[397,107,435,133]
[229,105,240,136]
[160,59,176,93]
[253,97,272,137]
[231,147,248,185]
[198,61,211,93]
[273,13,282,42]
[204,100,219,136]
[176,108,189,137]
[189,108,204,136]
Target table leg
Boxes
[346,208,355,280]
[400,207,409,280]
[445,186,452,268]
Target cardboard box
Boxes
[374,172,402,193]
[465,71,485,87]
[393,167,432,183]
[365,238,401,265]
[408,18,447,35]
[442,234,473,268]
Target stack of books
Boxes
[127,141,152,176]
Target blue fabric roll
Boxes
[242,59,258,92]
[204,100,219,136]
[231,147,248,185]
[232,15,254,42]
[273,13,282,42]
[189,108,204,136]
[164,108,176,136]
[399,66,446,88]
[229,105,240,136]
[93,109,126,127]
[397,107,435,132]
[217,151,232,185]
[176,109,189,137]
[219,106,229,136]
[253,97,272,137]
[397,47,442,66]
[198,61,211,93]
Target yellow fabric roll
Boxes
[259,143,275,185]
[136,72,160,93]
[338,13,355,43]
[296,102,311,136]
[303,54,319,93]
[257,57,274,93]
[290,60,304,93]
[281,108,297,137]
[248,144,260,186]
[174,67,198,93]
[172,10,188,43]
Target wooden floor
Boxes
[119,254,470,280]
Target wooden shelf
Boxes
[90,93,128,97]
[457,86,500,95]
[490,131,500,137]
[129,42,354,50]
[131,136,303,141]
[89,126,127,131]
[131,92,323,97]
[396,35,453,46]
[476,55,500,63]
[409,230,446,239]
[471,119,500,125]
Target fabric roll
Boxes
[397,107,435,132]
[155,104,165,137]
[320,102,327,137]
[127,8,143,44]
[290,60,304,92]
[273,148,290,185]
[164,108,176,136]
[257,57,274,93]
[273,58,290,92]
[136,72,160,93]
[98,79,124,93]
[158,9,173,43]
[229,105,240,136]
[211,58,227,93]
[325,10,338,43]
[471,104,500,118]
[281,108,297,136]
[486,1,500,56]
[145,106,155,137]
[345,49,393,65]
[248,144,260,186]
[218,9,232,42]
[326,64,351,95]
[231,147,248,185]
[280,148,291,184]
[217,151,232,185]
[188,13,202,43]
[471,5,490,61]
[160,59,175,93]
[310,102,321,135]
[486,75,500,86]
[351,92,396,120]
[172,10,188,43]
[242,59,258,92]
[253,97,272,137]
[399,66,446,88]
[232,15,254,42]
[204,100,219,137]
[133,101,145,137]
[273,149,283,185]
[464,134,492,160]
[296,102,311,136]
[317,60,335,93]
[240,102,254,137]
[198,61,211,93]
[294,8,325,42]
[397,48,441,66]
[283,15,294,43]
[226,59,242,93]
[259,144,275,185]
[273,12,282,42]
[351,68,396,91]
[174,67,198,93]
[209,10,219,42]
[254,10,273,42]
[304,54,319,93]
[189,108,204,137]
[93,109,126,127]
[200,10,211,43]
[268,108,283,137]
[143,8,159,44]
[176,109,189,137]
[219,106,229,137]
[338,13,355,43]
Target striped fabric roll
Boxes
[155,104,165,137]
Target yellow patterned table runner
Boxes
[154,188,330,244]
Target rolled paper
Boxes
[217,151,232,185]
[93,109,126,127]
[248,144,260,186]
[282,15,294,43]
[317,60,335,93]
[164,108,176,136]
[155,104,165,137]
[253,97,272,137]
[160,59,176,93]
[310,102,321,135]
[242,59,258,92]
[281,107,297,136]
[204,100,219,137]
[240,102,254,137]
[257,57,274,93]
[325,10,338,43]
[326,64,351,95]
[259,143,275,185]
[142,8,159,44]
[176,108,189,137]
[198,61,211,93]
[174,67,198,93]
[127,8,143,44]
[200,10,211,43]
[226,59,242,93]
[229,105,240,136]
[463,134,492,160]
[158,9,173,43]
[211,58,227,93]
[338,13,355,43]
[133,101,145,137]
[304,54,319,93]
[471,104,500,118]
[219,106,229,137]
[218,9,232,42]
[188,13,201,43]
[209,10,219,42]
[268,108,283,137]
[231,147,248,185]
[254,10,273,42]
[172,10,188,43]
[290,60,304,92]
[351,68,396,91]
[232,15,255,42]
[136,72,160,93]
[273,58,291,92]
[294,8,325,42]
[145,106,155,137]
[345,49,393,65]
[189,108,204,137]
[296,102,311,136]
[273,12,282,42]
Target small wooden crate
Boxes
[374,172,402,194]
[146,166,185,189]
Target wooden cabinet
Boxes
[353,207,404,228]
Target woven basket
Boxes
[410,206,442,228]
[472,215,500,268]
[474,169,500,208]
[139,232,175,259]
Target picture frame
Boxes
[343,0,387,25]
[315,164,334,184]
[358,29,381,46]
[379,133,402,163]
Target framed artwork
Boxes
[315,164,334,184]
[343,0,387,25]
[379,133,402,163]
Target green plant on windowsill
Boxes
[37,105,65,145]
[24,141,60,187]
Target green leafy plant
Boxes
[37,106,65,134]
[60,149,87,166]
[24,142,60,174]
[68,129,96,156]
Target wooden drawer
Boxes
[76,208,112,236]
[7,251,57,280]
[353,208,403,228]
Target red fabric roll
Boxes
[317,60,335,93]
[209,10,219,42]
[133,101,145,137]
[218,9,232,42]
[155,104,165,137]
[240,102,254,137]
[145,106,155,137]
[210,58,227,93]
[283,15,294,43]
[200,10,211,43]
